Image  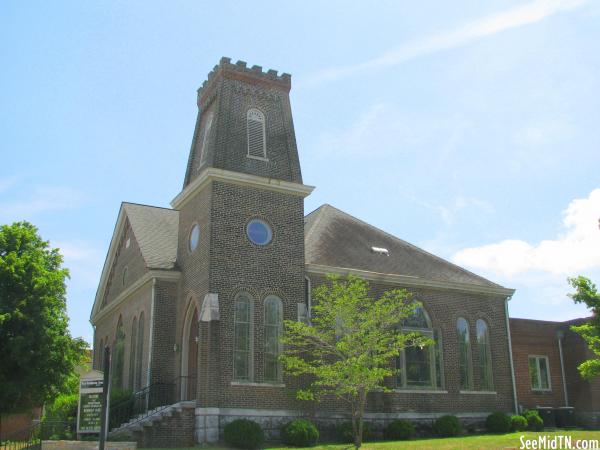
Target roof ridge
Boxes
[318,204,500,288]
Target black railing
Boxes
[0,421,75,450]
[109,375,196,431]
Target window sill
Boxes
[393,389,448,394]
[247,155,269,162]
[531,389,552,393]
[459,390,497,395]
[231,381,285,388]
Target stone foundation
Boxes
[194,407,490,443]
[42,441,136,450]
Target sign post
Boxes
[99,346,110,450]
[77,369,104,439]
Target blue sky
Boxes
[1,0,599,344]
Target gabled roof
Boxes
[305,204,500,288]
[123,203,179,269]
[90,203,179,322]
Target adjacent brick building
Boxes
[89,58,597,445]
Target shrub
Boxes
[511,415,528,432]
[336,421,374,443]
[224,419,265,449]
[485,412,511,433]
[281,419,319,447]
[109,388,135,429]
[433,415,461,437]
[523,410,544,431]
[44,393,78,422]
[384,419,415,440]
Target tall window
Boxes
[264,296,283,382]
[97,338,104,369]
[129,317,138,390]
[457,318,473,390]
[112,316,126,389]
[135,312,144,390]
[529,355,551,391]
[247,108,266,159]
[199,111,214,165]
[476,319,493,391]
[234,293,253,381]
[397,306,443,389]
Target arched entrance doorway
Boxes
[181,301,199,401]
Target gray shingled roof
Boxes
[123,203,179,269]
[305,204,499,287]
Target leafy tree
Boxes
[568,276,600,379]
[280,275,429,448]
[0,221,87,415]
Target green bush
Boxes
[511,415,528,432]
[336,421,374,443]
[109,388,134,429]
[433,415,461,437]
[523,410,544,431]
[281,419,319,447]
[44,393,78,422]
[485,412,511,433]
[384,419,415,440]
[224,419,265,449]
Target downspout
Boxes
[505,296,519,414]
[557,330,569,406]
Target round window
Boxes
[189,224,200,252]
[246,219,272,246]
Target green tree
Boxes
[568,276,600,379]
[0,221,87,415]
[280,275,429,449]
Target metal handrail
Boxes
[109,375,197,432]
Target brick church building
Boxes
[90,58,599,445]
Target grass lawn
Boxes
[145,431,600,450]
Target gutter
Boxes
[505,296,519,414]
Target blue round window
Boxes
[246,219,272,246]
[189,224,200,252]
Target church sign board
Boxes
[77,369,104,434]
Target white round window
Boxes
[189,224,200,252]
[246,219,272,246]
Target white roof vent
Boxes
[371,246,389,256]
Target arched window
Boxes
[97,338,104,369]
[129,317,138,390]
[476,319,493,391]
[234,293,253,381]
[112,316,126,389]
[457,317,473,390]
[135,312,144,390]
[199,111,214,165]
[247,108,266,159]
[397,306,443,389]
[264,295,283,382]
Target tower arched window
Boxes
[264,295,283,382]
[476,319,493,391]
[199,111,214,165]
[247,108,267,159]
[397,305,443,389]
[234,293,253,381]
[457,317,473,390]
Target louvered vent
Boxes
[199,112,213,165]
[247,108,266,159]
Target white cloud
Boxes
[307,0,587,84]
[0,186,84,221]
[453,188,600,277]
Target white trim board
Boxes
[171,167,314,209]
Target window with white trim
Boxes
[529,355,551,391]
[457,317,473,390]
[476,319,493,391]
[264,295,283,382]
[233,293,253,381]
[397,306,443,389]
[247,108,266,159]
